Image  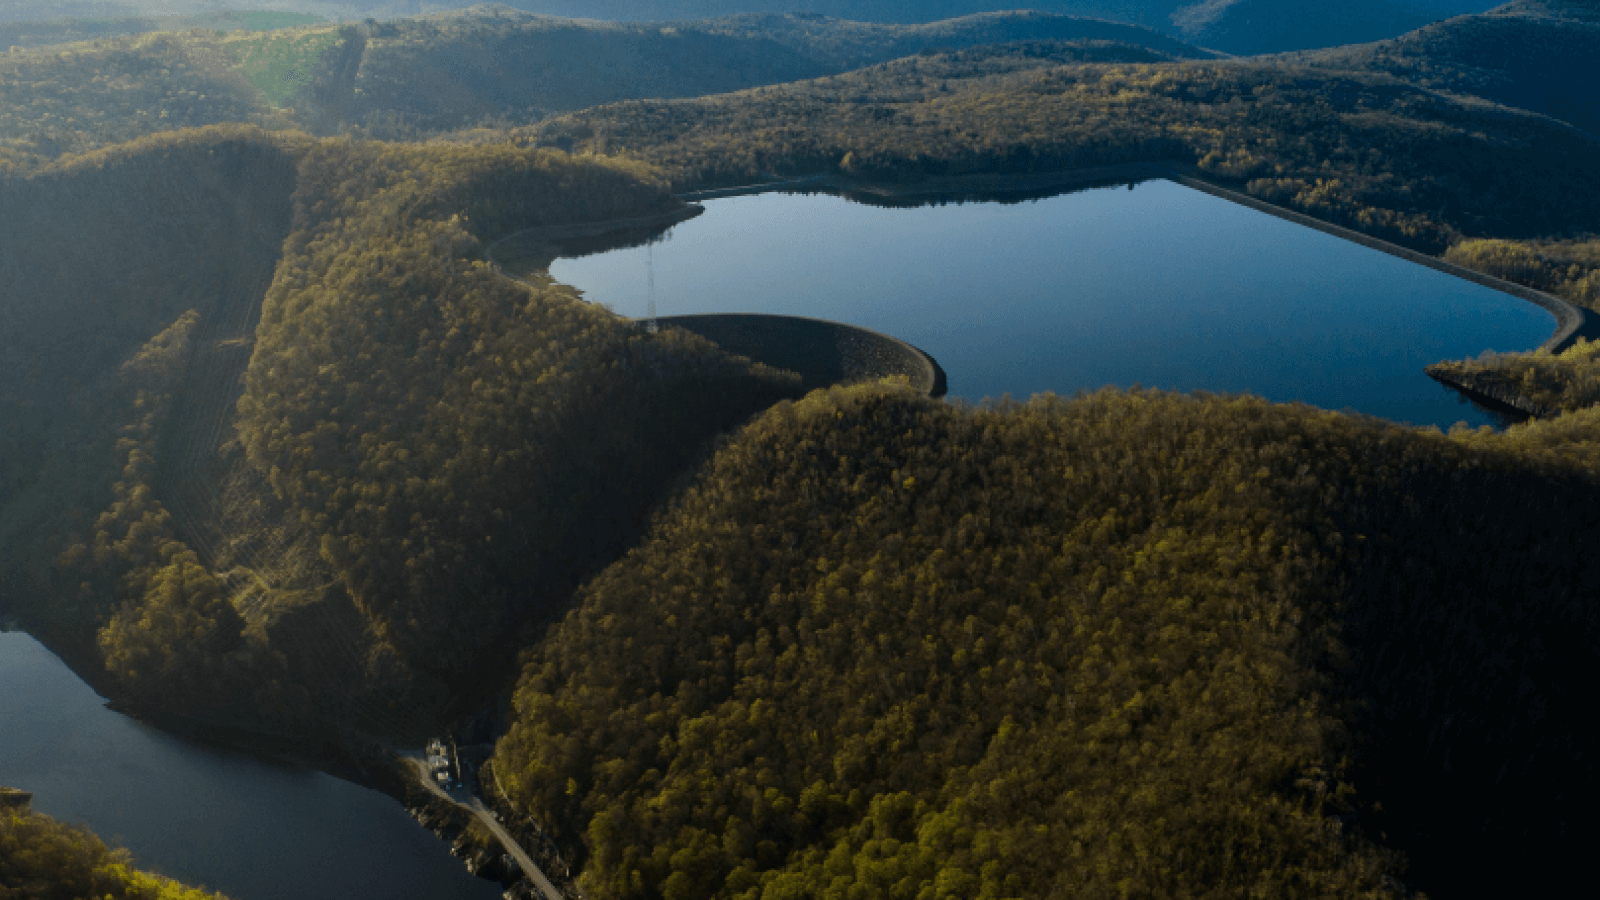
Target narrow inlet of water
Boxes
[0,630,501,900]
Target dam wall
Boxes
[1143,163,1600,354]
[486,213,947,396]
[655,313,946,398]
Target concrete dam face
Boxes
[654,313,947,398]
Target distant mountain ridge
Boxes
[1166,0,1501,52]
[0,5,1210,153]
[342,7,1215,136]
[0,10,326,49]
[1,1,1507,54]
[1494,0,1600,21]
[443,0,1502,53]
[1289,0,1600,136]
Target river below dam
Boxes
[552,178,1553,430]
[0,629,502,900]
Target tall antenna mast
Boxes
[646,243,658,333]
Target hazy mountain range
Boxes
[1288,0,1600,136]
[1,0,1506,53]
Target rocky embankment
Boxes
[408,794,520,884]
[1,786,33,809]
[1423,365,1554,419]
[388,750,583,900]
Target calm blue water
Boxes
[551,180,1553,429]
[0,630,501,900]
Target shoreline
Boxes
[494,165,1595,415]
[501,164,1597,418]
[486,211,949,398]
[485,204,704,277]
[676,163,1161,203]
[1423,366,1553,420]
[686,163,1597,357]
[682,162,1598,417]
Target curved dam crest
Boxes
[487,212,948,398]
[653,313,947,398]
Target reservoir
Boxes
[551,179,1553,430]
[0,177,1558,900]
[0,629,502,900]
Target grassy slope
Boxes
[224,24,346,108]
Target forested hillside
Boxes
[693,9,1207,68]
[0,0,1510,56]
[0,126,804,737]
[0,127,300,679]
[0,10,324,50]
[1290,0,1600,137]
[525,46,1600,250]
[3,5,1599,899]
[492,382,1600,900]
[1161,0,1499,54]
[1,797,227,899]
[0,30,281,165]
[241,7,1211,139]
[231,135,803,696]
[1441,235,1600,308]
[0,8,1209,151]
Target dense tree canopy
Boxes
[4,9,1600,899]
[1441,236,1600,309]
[524,46,1600,251]
[493,383,1600,900]
[1428,337,1600,414]
[0,32,281,165]
[1,126,807,738]
[1,803,228,900]
[233,137,805,697]
[0,8,1210,153]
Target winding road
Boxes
[406,757,564,900]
